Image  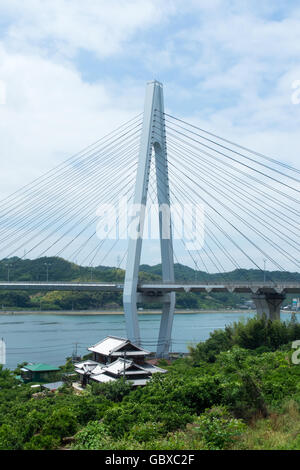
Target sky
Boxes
[0,0,299,271]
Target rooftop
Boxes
[92,373,116,384]
[23,363,60,372]
[42,381,64,391]
[88,335,150,356]
[104,358,140,375]
[75,357,167,382]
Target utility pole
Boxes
[72,342,80,363]
[263,259,267,283]
[5,263,11,282]
[194,261,198,282]
[123,351,126,381]
[44,263,51,282]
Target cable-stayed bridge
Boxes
[0,80,299,357]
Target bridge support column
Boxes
[137,292,175,358]
[156,292,176,358]
[123,80,175,355]
[251,293,285,321]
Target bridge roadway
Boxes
[0,280,299,294]
[1,280,299,321]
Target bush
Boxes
[90,378,132,402]
[0,423,23,450]
[129,422,164,442]
[194,407,246,450]
[72,421,112,450]
[24,434,59,450]
[103,405,141,438]
[42,409,78,440]
[190,315,300,363]
[189,327,233,363]
[216,347,269,419]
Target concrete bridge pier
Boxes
[137,292,175,358]
[251,292,286,321]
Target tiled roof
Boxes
[110,350,150,356]
[104,358,133,375]
[92,373,116,383]
[42,381,64,390]
[74,360,99,370]
[130,379,149,386]
[88,336,150,356]
[88,336,126,355]
[75,358,166,380]
[91,364,105,375]
[140,363,167,374]
[24,363,60,372]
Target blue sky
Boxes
[0,1,299,270]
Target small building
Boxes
[75,336,167,387]
[20,363,60,383]
[42,381,64,392]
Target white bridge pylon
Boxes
[123,80,175,358]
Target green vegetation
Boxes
[1,315,300,450]
[189,313,300,363]
[0,256,299,310]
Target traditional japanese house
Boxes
[75,336,166,387]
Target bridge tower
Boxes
[123,80,175,358]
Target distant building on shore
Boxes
[75,336,167,387]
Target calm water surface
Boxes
[1,311,298,369]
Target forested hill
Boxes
[0,257,298,311]
[140,264,300,283]
[1,256,299,283]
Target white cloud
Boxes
[0,0,176,58]
[0,45,144,197]
[0,0,299,269]
[0,0,179,197]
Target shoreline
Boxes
[0,309,258,316]
[0,309,295,316]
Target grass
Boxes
[232,400,300,450]
[112,401,300,450]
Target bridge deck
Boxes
[0,282,122,292]
[0,281,299,294]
